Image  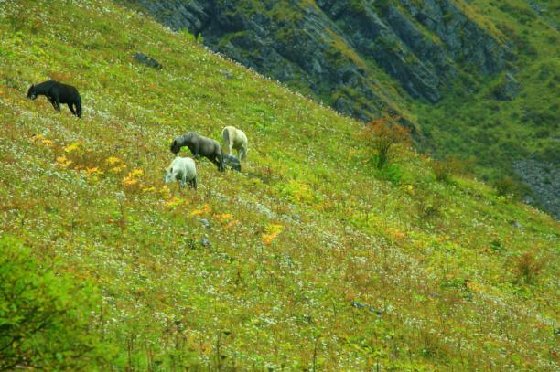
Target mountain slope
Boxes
[1,0,559,369]
[123,0,560,219]
[123,0,506,119]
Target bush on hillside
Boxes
[0,236,112,370]
[362,114,411,169]
[514,251,546,284]
[432,156,475,182]
[493,175,523,197]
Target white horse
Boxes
[164,157,197,189]
[221,126,248,161]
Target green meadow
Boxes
[0,0,559,369]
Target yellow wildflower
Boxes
[389,228,406,241]
[105,156,123,166]
[56,155,72,168]
[31,134,45,143]
[217,213,233,221]
[165,196,183,208]
[130,168,144,177]
[109,165,127,174]
[405,184,415,195]
[109,164,126,174]
[41,139,54,147]
[142,186,157,193]
[159,185,171,198]
[122,168,144,188]
[122,175,138,187]
[225,220,240,230]
[262,223,283,246]
[466,280,482,293]
[64,142,81,153]
[190,204,211,216]
[85,166,102,176]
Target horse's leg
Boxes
[52,93,61,112]
[48,98,58,111]
[218,152,224,172]
[68,103,76,115]
[210,153,223,172]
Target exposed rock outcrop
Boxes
[513,158,560,219]
[123,0,506,122]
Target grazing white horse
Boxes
[164,157,197,189]
[221,126,248,161]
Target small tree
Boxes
[363,114,411,169]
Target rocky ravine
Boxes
[123,0,506,122]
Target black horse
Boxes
[170,132,224,171]
[27,80,82,118]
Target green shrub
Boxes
[514,251,546,284]
[493,175,522,197]
[432,156,475,182]
[0,236,112,370]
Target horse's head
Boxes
[26,85,38,100]
[170,139,180,154]
[164,166,175,184]
[170,133,196,154]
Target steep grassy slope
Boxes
[123,0,560,219]
[1,0,559,369]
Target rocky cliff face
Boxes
[513,158,560,219]
[124,0,506,122]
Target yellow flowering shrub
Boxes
[165,196,184,208]
[122,168,144,191]
[64,142,82,154]
[190,204,211,216]
[56,155,72,168]
[262,223,283,246]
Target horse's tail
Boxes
[76,98,82,118]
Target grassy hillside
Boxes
[414,0,560,185]
[1,0,559,369]
[122,0,560,217]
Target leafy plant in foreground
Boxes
[0,236,112,370]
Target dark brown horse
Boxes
[170,132,224,171]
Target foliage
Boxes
[0,236,112,370]
[362,115,411,169]
[432,156,474,183]
[494,175,523,197]
[514,251,546,284]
